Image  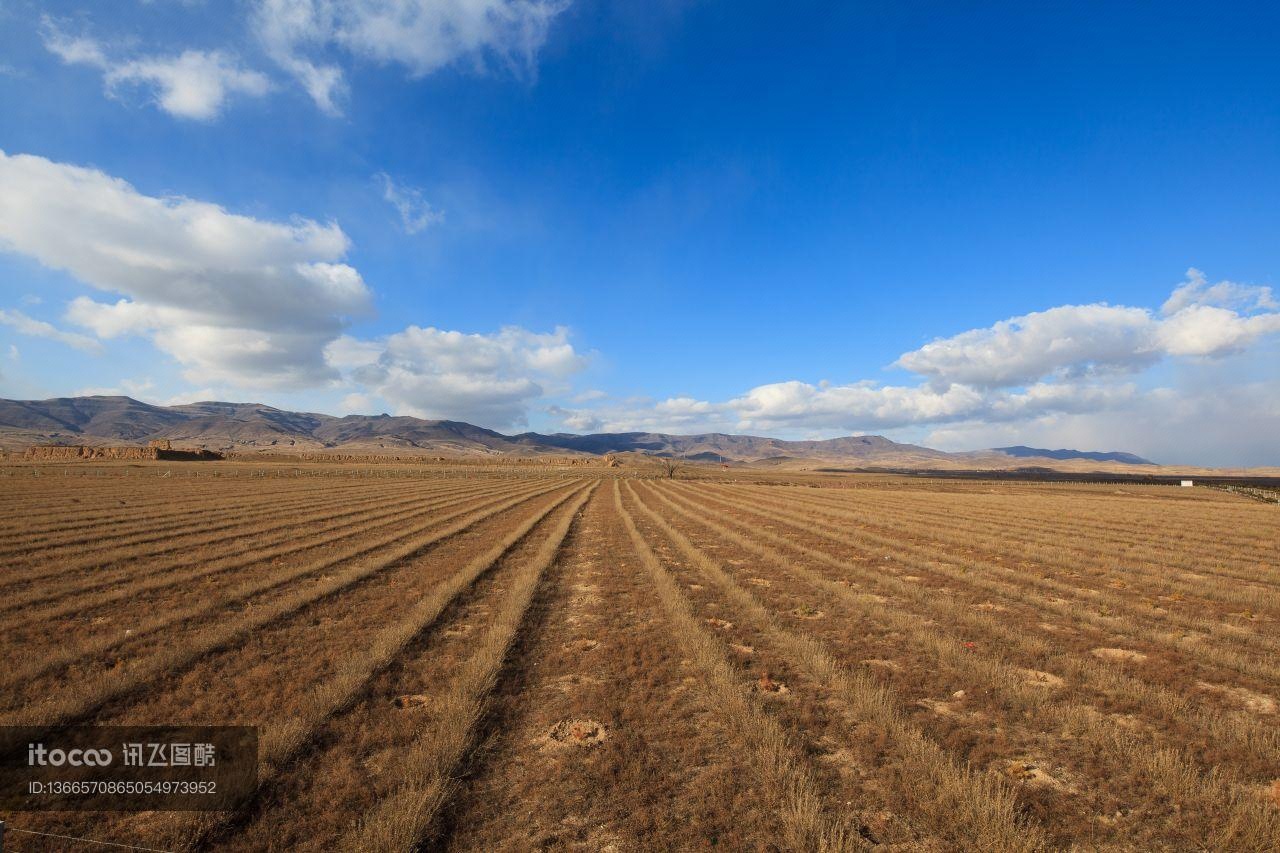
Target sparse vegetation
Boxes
[2,461,1278,850]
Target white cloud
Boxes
[105,51,271,121]
[1161,267,1277,315]
[925,375,1280,469]
[0,150,370,388]
[1154,304,1280,357]
[42,19,270,120]
[253,0,570,113]
[0,308,102,353]
[551,378,1136,437]
[895,304,1159,388]
[378,173,444,234]
[730,380,985,431]
[41,24,107,66]
[332,325,587,428]
[895,269,1280,389]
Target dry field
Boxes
[1,462,1278,851]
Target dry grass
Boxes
[338,483,596,851]
[1,463,1277,851]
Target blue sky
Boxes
[1,1,1278,465]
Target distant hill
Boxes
[0,395,1158,470]
[993,445,1154,465]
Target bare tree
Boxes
[658,457,681,479]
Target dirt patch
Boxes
[746,577,772,587]
[730,643,755,656]
[972,601,1009,612]
[545,719,608,748]
[1195,681,1277,715]
[1091,647,1148,663]
[916,697,968,717]
[1001,760,1067,790]
[755,672,790,696]
[1020,668,1066,689]
[860,659,902,671]
[393,694,430,709]
[563,638,599,653]
[704,617,733,630]
[570,583,602,607]
[555,673,603,692]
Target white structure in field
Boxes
[1181,480,1194,487]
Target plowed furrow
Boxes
[655,483,1280,773]
[652,483,1280,849]
[0,480,562,699]
[0,481,578,734]
[775,486,1279,566]
[737,485,1280,595]
[441,484,778,851]
[0,479,484,591]
[134,482,594,852]
[689,485,1280,684]
[0,480,385,554]
[615,482,866,851]
[0,479,520,624]
[628,482,1043,851]
[334,484,595,851]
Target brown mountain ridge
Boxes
[0,394,1173,473]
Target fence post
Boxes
[1,817,6,851]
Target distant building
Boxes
[1181,479,1194,487]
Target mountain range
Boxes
[0,395,1157,469]
[993,445,1152,465]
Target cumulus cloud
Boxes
[1161,267,1277,315]
[895,269,1280,389]
[378,173,444,234]
[0,150,370,388]
[729,380,985,431]
[0,308,102,353]
[253,0,570,113]
[328,325,586,427]
[895,304,1157,389]
[42,19,270,120]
